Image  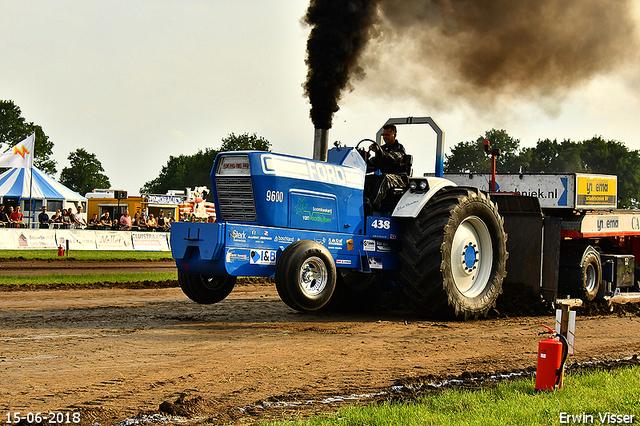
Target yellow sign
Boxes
[576,175,617,207]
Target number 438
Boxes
[371,219,390,230]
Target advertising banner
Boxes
[14,229,58,249]
[0,229,15,248]
[55,229,98,250]
[95,231,133,250]
[131,232,170,251]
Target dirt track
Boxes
[1,260,640,425]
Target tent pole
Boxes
[28,142,35,229]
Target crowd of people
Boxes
[0,204,27,228]
[0,204,175,231]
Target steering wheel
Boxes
[356,138,381,171]
[356,138,379,160]
[356,138,377,152]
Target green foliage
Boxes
[0,99,56,175]
[59,148,111,196]
[220,132,272,152]
[445,130,640,208]
[0,250,173,260]
[263,366,640,426]
[0,272,177,286]
[139,147,219,196]
[444,129,521,173]
[140,132,271,195]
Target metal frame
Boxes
[375,116,445,178]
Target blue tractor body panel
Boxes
[171,147,403,277]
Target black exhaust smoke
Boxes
[303,0,378,131]
[303,0,637,117]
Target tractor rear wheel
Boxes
[399,188,508,319]
[178,272,236,304]
[275,240,337,311]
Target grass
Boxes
[261,366,640,426]
[0,249,173,260]
[0,271,177,285]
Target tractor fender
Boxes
[392,177,457,218]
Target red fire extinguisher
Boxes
[535,324,569,391]
[58,245,64,257]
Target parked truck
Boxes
[170,117,640,319]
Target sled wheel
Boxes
[399,187,508,320]
[559,245,601,301]
[178,272,236,304]
[275,240,336,312]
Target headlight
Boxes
[409,179,428,193]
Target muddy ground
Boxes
[1,260,639,425]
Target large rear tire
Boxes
[275,240,337,312]
[178,272,236,304]
[399,188,508,319]
[559,245,601,301]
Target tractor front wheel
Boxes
[275,240,337,312]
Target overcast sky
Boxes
[2,1,640,195]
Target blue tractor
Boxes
[170,117,508,319]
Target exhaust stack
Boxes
[313,128,329,162]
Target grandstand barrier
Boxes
[0,228,171,251]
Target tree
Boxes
[444,129,521,173]
[140,148,219,196]
[0,100,57,175]
[59,148,111,196]
[446,130,640,208]
[220,132,271,152]
[521,139,586,173]
[140,132,271,194]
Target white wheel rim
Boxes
[585,263,597,293]
[299,256,328,297]
[450,215,493,298]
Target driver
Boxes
[362,124,408,210]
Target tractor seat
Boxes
[390,155,414,196]
[402,154,413,177]
[397,154,413,185]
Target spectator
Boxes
[74,205,87,228]
[68,207,80,228]
[61,209,72,229]
[111,213,120,230]
[135,212,147,231]
[38,206,51,229]
[157,211,166,231]
[120,209,132,230]
[88,214,100,229]
[100,211,112,228]
[147,213,158,231]
[10,205,24,228]
[0,205,10,227]
[51,209,62,227]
